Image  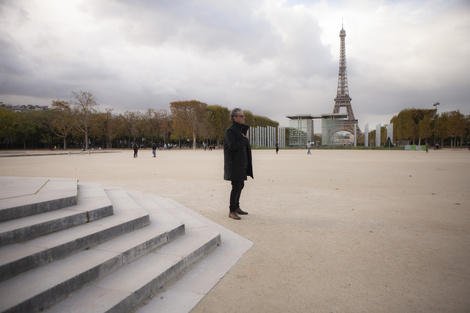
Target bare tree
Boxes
[157,109,171,146]
[170,100,208,149]
[92,108,119,149]
[72,91,99,150]
[48,100,74,150]
[120,111,143,148]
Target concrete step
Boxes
[0,189,185,313]
[135,194,253,313]
[0,183,113,247]
[44,226,220,313]
[0,188,149,282]
[0,177,253,313]
[0,177,78,222]
[39,190,221,313]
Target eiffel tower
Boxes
[332,25,362,136]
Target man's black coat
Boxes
[223,122,253,181]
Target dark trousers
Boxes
[230,181,244,212]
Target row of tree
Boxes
[389,109,469,147]
[1,91,468,149]
[0,91,279,150]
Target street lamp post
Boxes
[433,102,439,149]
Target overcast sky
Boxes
[1,0,469,130]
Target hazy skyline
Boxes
[1,0,469,130]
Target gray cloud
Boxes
[0,0,469,130]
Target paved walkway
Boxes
[0,149,120,158]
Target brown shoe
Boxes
[229,212,241,220]
[235,208,248,215]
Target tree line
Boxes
[360,109,469,148]
[2,91,468,149]
[0,91,279,150]
[389,108,469,147]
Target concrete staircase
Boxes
[0,177,252,313]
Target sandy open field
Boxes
[1,148,469,312]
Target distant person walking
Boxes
[133,142,139,158]
[152,142,157,157]
[223,108,253,220]
[307,141,312,154]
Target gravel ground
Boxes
[1,148,469,313]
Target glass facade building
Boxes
[286,115,314,147]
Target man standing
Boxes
[223,108,253,220]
